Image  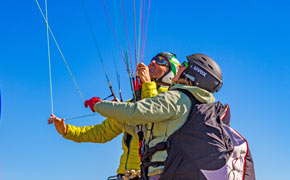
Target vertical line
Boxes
[80,0,119,100]
[45,0,54,113]
[141,0,151,62]
[120,0,134,73]
[35,0,85,102]
[141,0,146,62]
[100,0,129,71]
[133,0,138,69]
[137,0,143,64]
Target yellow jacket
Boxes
[63,82,168,174]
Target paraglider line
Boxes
[141,0,146,62]
[120,0,134,74]
[137,0,144,65]
[80,0,120,101]
[65,113,97,121]
[35,0,85,102]
[45,0,54,114]
[100,0,130,73]
[133,0,138,70]
[141,0,151,62]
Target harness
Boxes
[140,89,235,180]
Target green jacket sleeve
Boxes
[63,118,123,143]
[94,90,187,126]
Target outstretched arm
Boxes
[63,118,123,143]
[48,114,137,143]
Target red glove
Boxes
[84,97,101,112]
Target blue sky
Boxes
[0,0,290,179]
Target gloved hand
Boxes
[84,97,101,112]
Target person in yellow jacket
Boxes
[49,52,181,180]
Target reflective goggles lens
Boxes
[151,56,169,66]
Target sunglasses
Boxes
[151,56,169,67]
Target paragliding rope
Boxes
[80,0,121,102]
[36,0,127,120]
[36,0,152,119]
[100,0,130,71]
[119,0,142,101]
[35,0,96,121]
[100,1,148,164]
[141,0,151,62]
[137,0,144,64]
[120,0,134,73]
[100,0,138,99]
[133,0,138,69]
[114,57,123,102]
[64,113,97,121]
[45,0,53,114]
[35,0,85,103]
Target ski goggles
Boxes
[151,56,169,67]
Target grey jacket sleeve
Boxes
[94,90,190,126]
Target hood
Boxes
[170,83,215,103]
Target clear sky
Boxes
[0,0,290,179]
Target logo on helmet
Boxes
[194,66,207,77]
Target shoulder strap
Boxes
[177,89,230,125]
[175,88,200,104]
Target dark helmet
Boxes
[180,53,223,93]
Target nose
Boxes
[149,60,156,67]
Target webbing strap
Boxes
[142,161,165,169]
[142,141,169,161]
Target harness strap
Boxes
[143,161,166,168]
[141,142,170,161]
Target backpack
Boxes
[141,89,255,180]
